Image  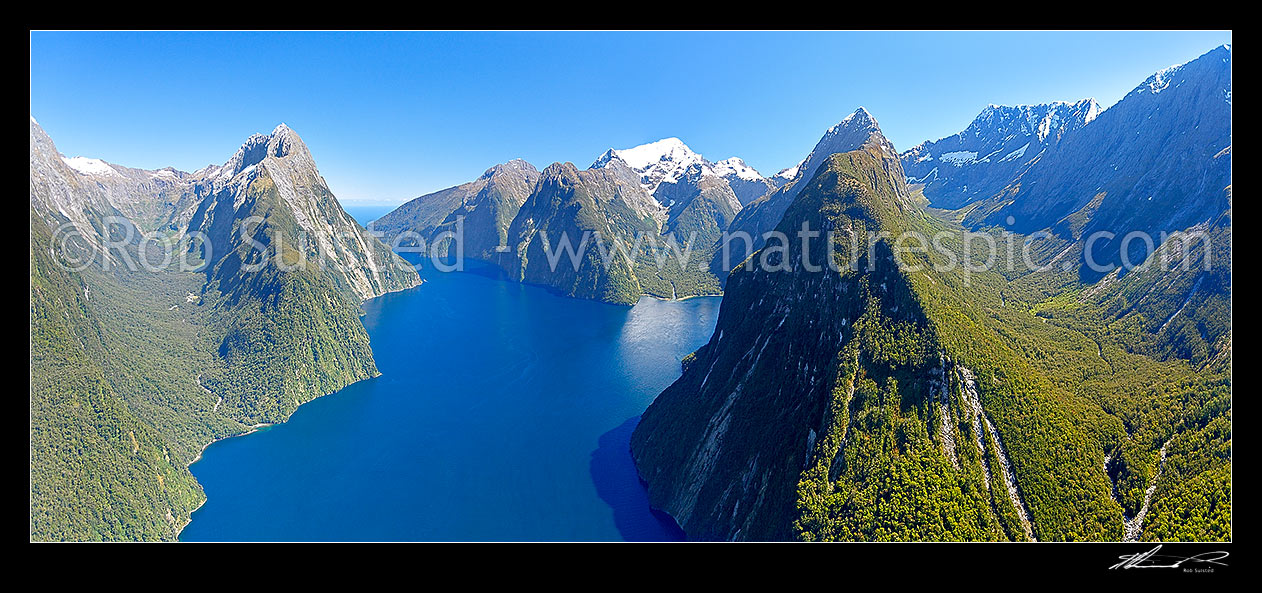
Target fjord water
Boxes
[180,260,718,541]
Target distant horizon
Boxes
[31,31,1230,205]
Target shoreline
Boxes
[172,284,424,540]
[646,292,722,303]
[437,255,724,306]
[171,270,709,541]
[176,421,277,537]
[629,440,689,542]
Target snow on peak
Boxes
[1127,45,1230,103]
[790,107,893,185]
[1144,66,1178,94]
[61,156,119,177]
[1082,98,1103,124]
[940,151,979,166]
[712,157,765,182]
[591,137,706,193]
[604,137,698,170]
[964,99,1100,143]
[775,159,805,181]
[828,107,879,134]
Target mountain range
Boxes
[30,43,1231,542]
[899,98,1102,209]
[631,44,1231,542]
[372,136,788,303]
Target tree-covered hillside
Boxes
[30,121,420,540]
[633,136,1229,541]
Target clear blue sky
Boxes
[31,30,1231,205]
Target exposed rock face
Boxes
[632,48,1232,544]
[712,157,780,206]
[713,107,903,281]
[184,124,419,301]
[33,120,418,302]
[592,137,705,195]
[633,133,930,541]
[899,99,1101,209]
[632,145,1111,541]
[655,161,742,250]
[375,136,773,304]
[30,118,135,259]
[964,45,1232,276]
[590,137,747,248]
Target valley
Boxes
[30,38,1230,543]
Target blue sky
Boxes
[31,30,1231,205]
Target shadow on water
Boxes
[591,416,687,542]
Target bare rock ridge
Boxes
[899,99,1101,209]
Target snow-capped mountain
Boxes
[591,137,707,196]
[31,120,418,303]
[900,99,1101,208]
[590,138,751,252]
[773,159,804,184]
[965,44,1231,274]
[60,156,121,177]
[591,137,777,206]
[711,157,779,205]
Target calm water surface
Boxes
[181,261,719,541]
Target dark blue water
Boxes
[180,261,719,541]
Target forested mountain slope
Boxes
[30,119,419,540]
[633,111,1230,541]
[371,159,541,261]
[711,107,901,281]
[376,137,769,305]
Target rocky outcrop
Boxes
[900,99,1101,209]
[965,45,1232,277]
[712,107,903,281]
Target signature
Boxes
[1110,545,1229,570]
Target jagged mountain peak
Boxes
[29,118,117,179]
[60,156,120,177]
[591,137,706,194]
[788,107,895,189]
[535,161,592,195]
[216,123,313,180]
[899,98,1104,208]
[268,122,305,158]
[593,137,697,168]
[711,157,766,183]
[965,43,1231,254]
[711,107,905,280]
[963,99,1101,144]
[774,159,805,182]
[480,158,537,179]
[541,160,581,178]
[1128,43,1231,101]
[829,106,879,133]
